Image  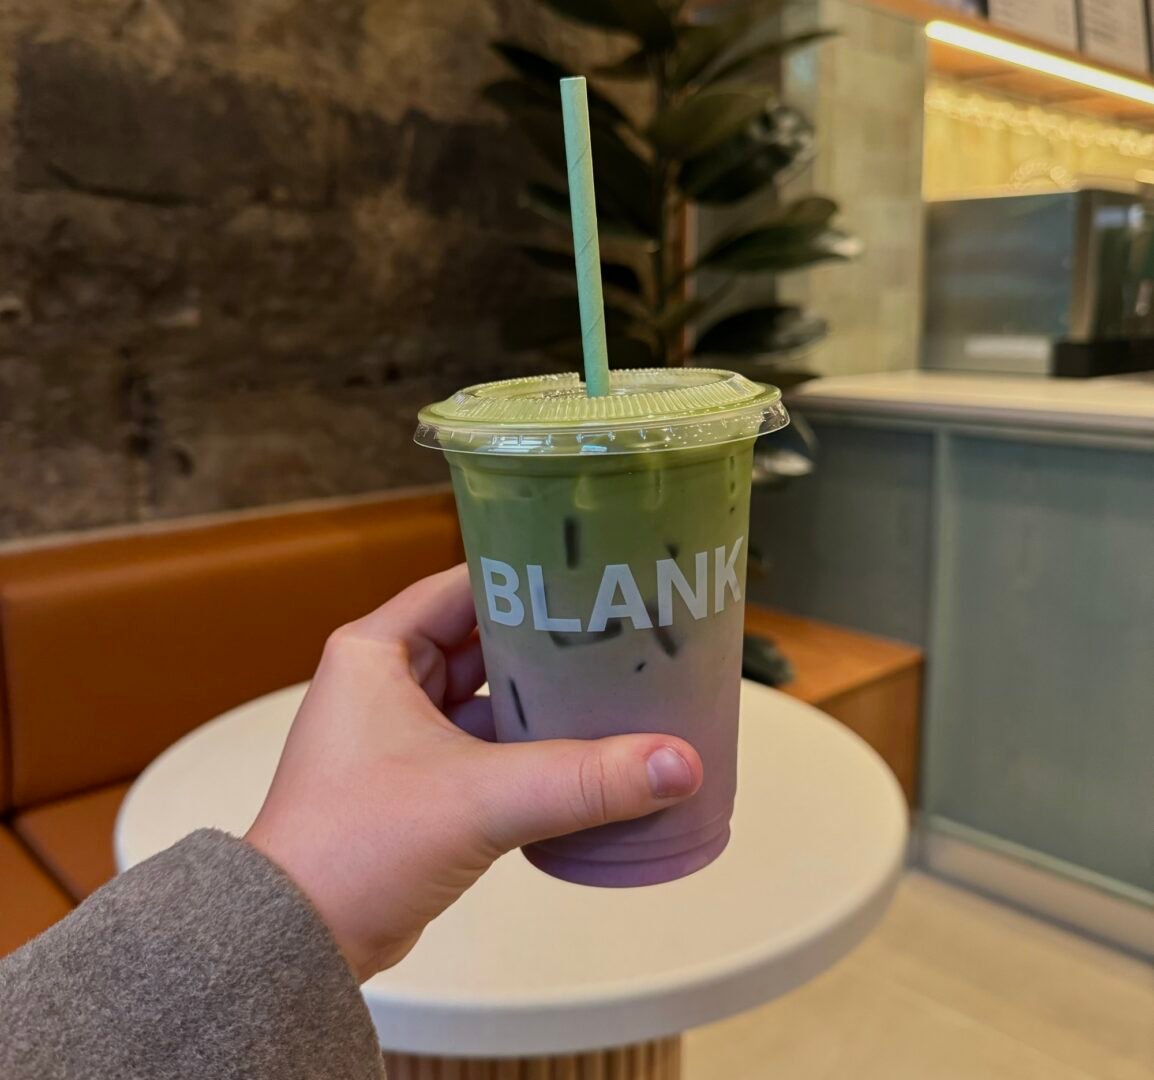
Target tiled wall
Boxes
[781,0,927,376]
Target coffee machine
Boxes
[923,187,1154,377]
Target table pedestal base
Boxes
[382,1037,682,1079]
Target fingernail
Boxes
[646,746,694,799]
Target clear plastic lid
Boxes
[415,368,789,456]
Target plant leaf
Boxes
[698,228,860,273]
[765,409,817,456]
[491,43,630,128]
[693,305,828,355]
[587,128,661,237]
[779,194,840,227]
[652,296,709,335]
[500,295,637,351]
[668,0,788,87]
[698,195,837,255]
[679,151,780,204]
[608,334,659,367]
[647,91,772,159]
[753,411,818,483]
[536,0,676,48]
[489,44,568,85]
[548,334,658,367]
[701,29,836,86]
[487,86,659,237]
[490,90,587,175]
[786,409,817,447]
[693,197,854,273]
[520,183,655,243]
[648,280,729,335]
[482,78,553,115]
[761,369,820,390]
[518,245,643,296]
[593,48,651,79]
[677,104,814,203]
[520,182,572,225]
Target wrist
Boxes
[244,819,376,982]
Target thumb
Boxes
[476,735,703,852]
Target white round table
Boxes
[116,680,906,1079]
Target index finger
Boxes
[353,563,479,651]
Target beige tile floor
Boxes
[686,871,1154,1080]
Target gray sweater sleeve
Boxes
[0,829,385,1080]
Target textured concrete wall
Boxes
[0,0,601,539]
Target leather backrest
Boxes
[0,492,463,810]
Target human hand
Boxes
[245,565,703,983]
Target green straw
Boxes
[560,76,611,398]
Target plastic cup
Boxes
[416,369,789,887]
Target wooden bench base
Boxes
[745,605,923,805]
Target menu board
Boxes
[988,0,1080,50]
[1081,0,1150,70]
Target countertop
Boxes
[787,370,1154,435]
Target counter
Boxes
[748,367,1154,949]
[788,370,1154,437]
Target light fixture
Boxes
[926,20,1154,107]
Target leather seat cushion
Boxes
[13,782,133,902]
[0,827,73,957]
[0,493,462,809]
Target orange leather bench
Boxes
[0,491,464,956]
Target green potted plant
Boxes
[485,0,860,684]
[485,0,859,393]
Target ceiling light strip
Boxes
[926,20,1154,107]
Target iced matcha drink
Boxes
[416,368,788,887]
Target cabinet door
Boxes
[925,434,1154,894]
[750,422,934,646]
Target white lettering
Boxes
[656,552,708,626]
[714,537,744,613]
[526,565,582,632]
[481,541,747,632]
[481,557,524,627]
[588,564,652,631]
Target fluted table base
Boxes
[382,1037,682,1080]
